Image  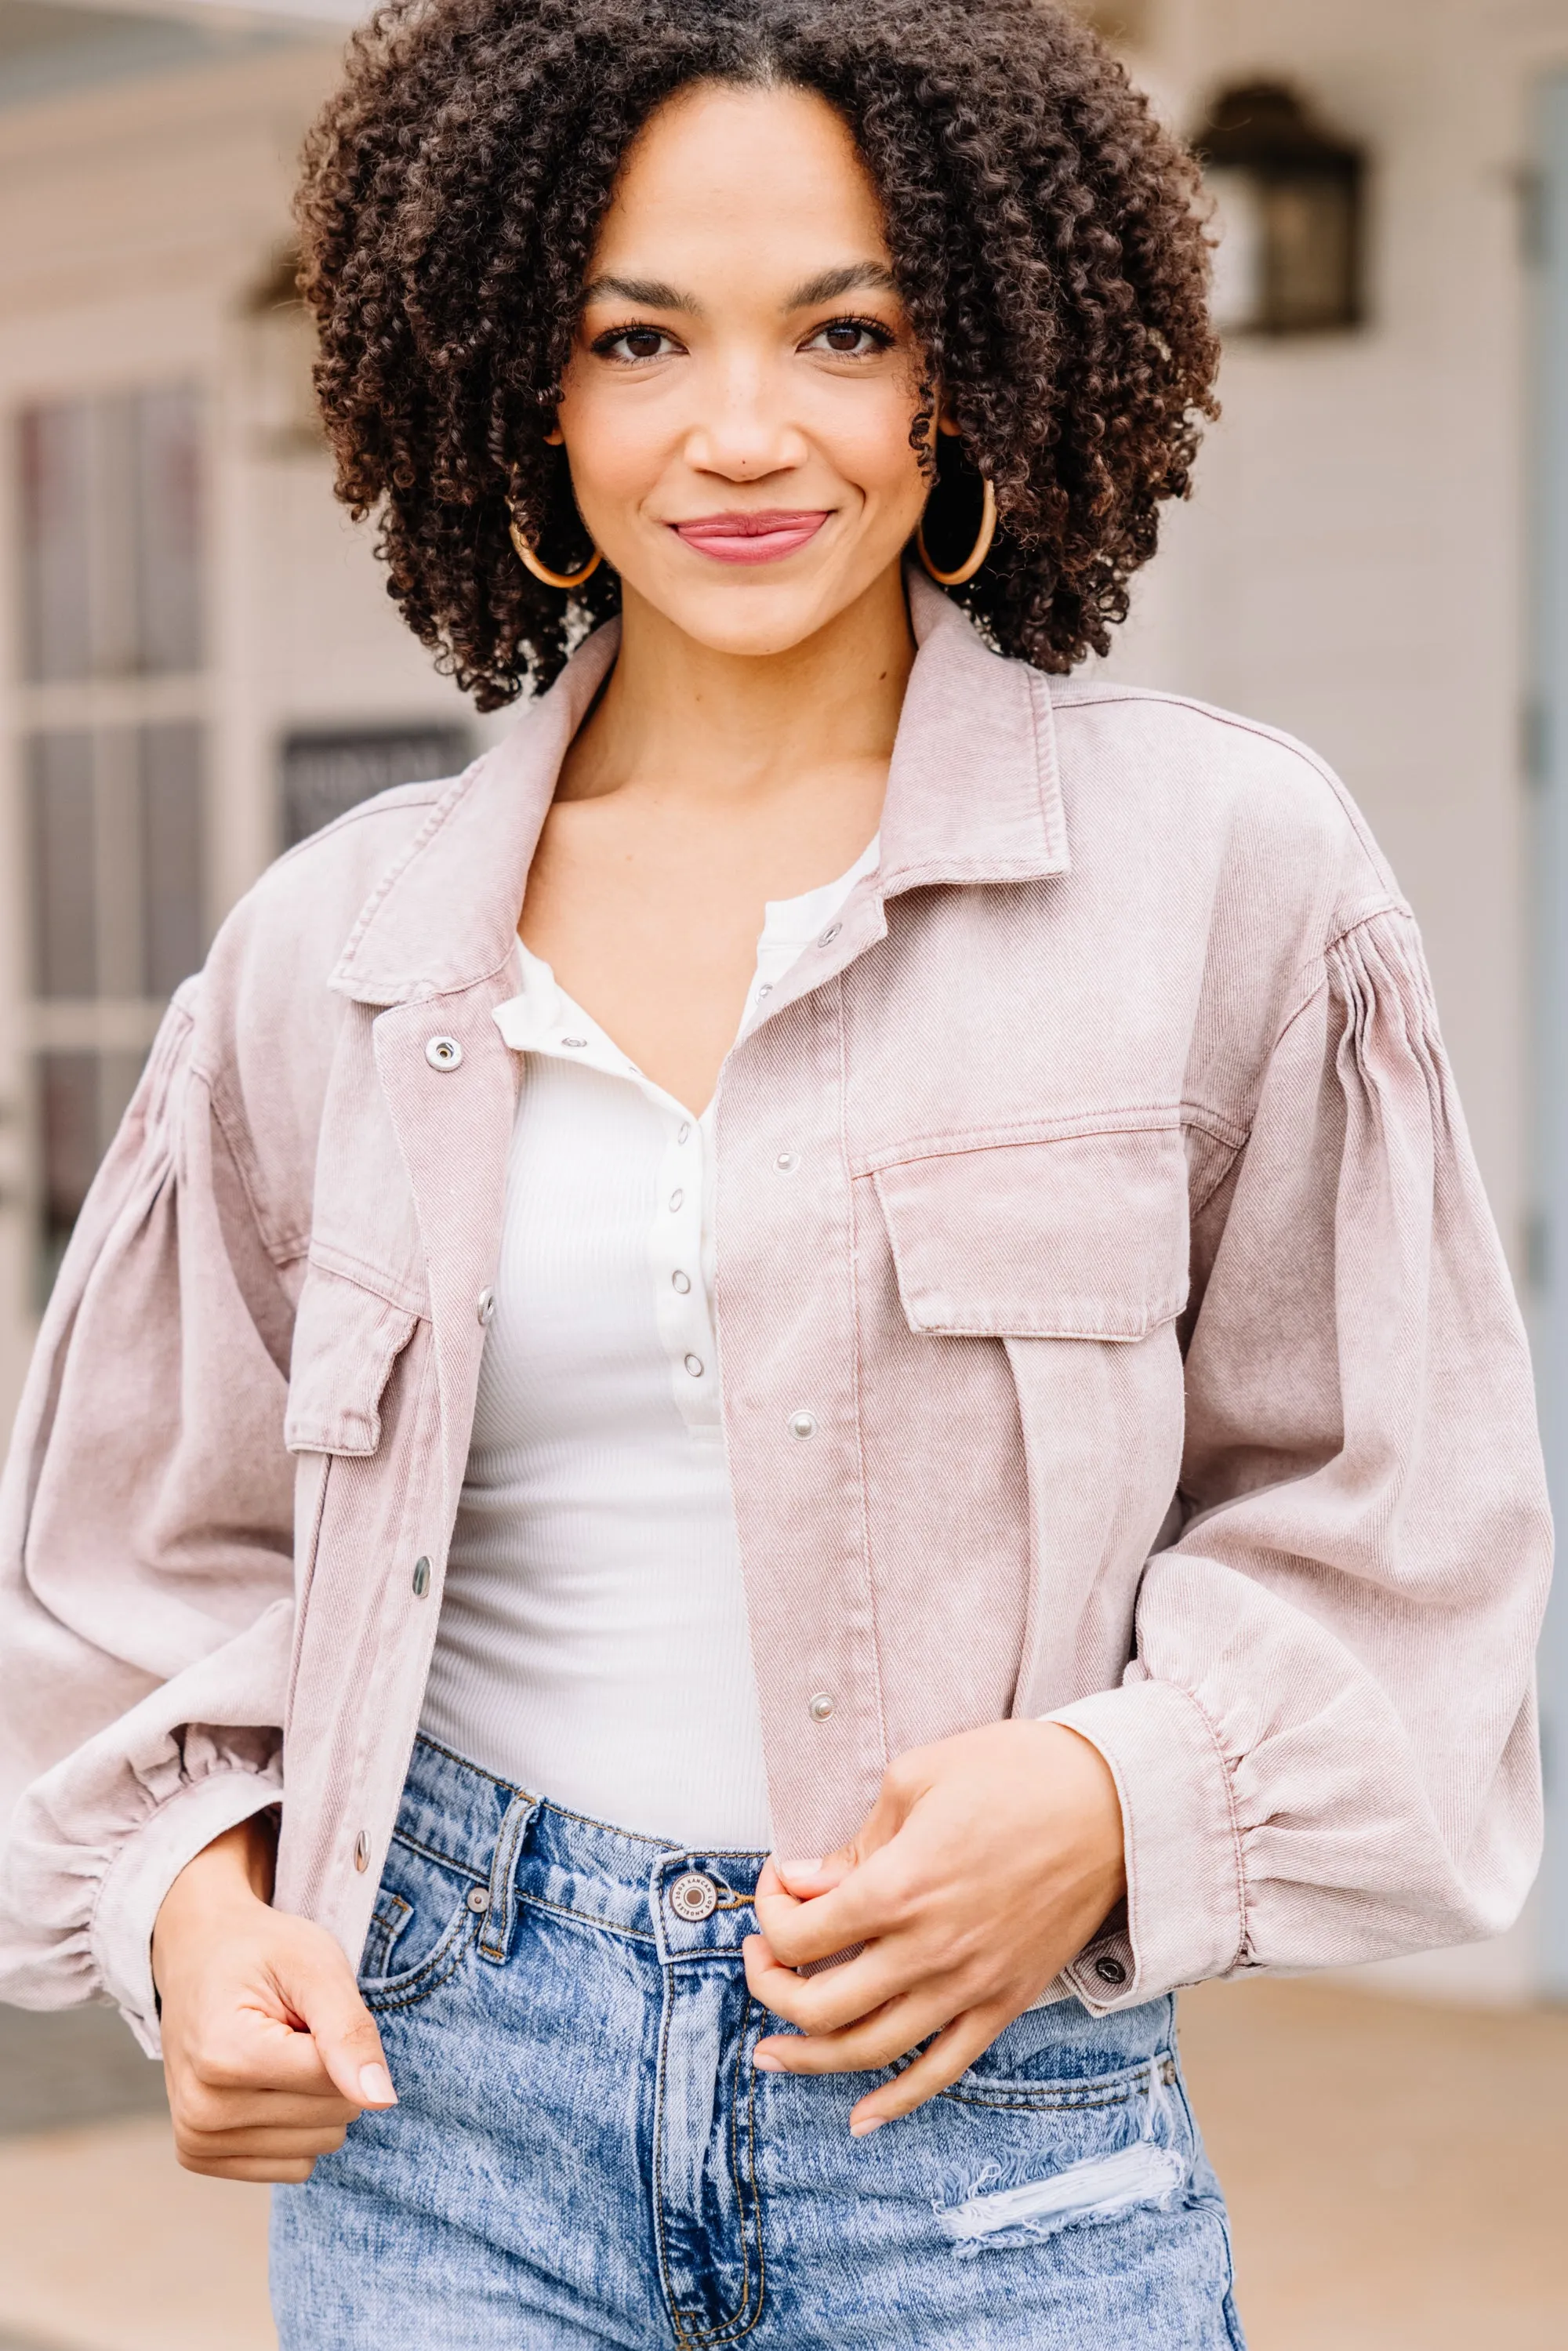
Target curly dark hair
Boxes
[296,0,1218,709]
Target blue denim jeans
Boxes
[271,1736,1246,2349]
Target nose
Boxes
[683,353,808,482]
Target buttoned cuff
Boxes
[1046,1678,1247,2012]
[90,1770,282,2055]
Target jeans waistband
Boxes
[397,1732,768,1962]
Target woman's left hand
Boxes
[743,1719,1127,2136]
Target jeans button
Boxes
[669,1870,719,1921]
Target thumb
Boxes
[771,1845,857,1900]
[277,1939,397,2109]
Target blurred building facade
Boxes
[2,0,1566,2000]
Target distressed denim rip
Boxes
[269,1736,1246,2349]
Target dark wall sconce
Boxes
[1197,82,1367,336]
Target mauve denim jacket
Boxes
[0,572,1551,2052]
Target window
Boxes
[15,386,207,1298]
[280,725,472,849]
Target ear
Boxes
[543,422,565,448]
[935,408,963,439]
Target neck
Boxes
[558,561,916,807]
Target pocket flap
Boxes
[285,1262,419,1455]
[873,1129,1189,1341]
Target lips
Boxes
[670,510,830,564]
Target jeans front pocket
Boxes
[358,1830,481,2013]
[932,2005,1193,2258]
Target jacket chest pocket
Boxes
[869,1124,1190,1341]
[285,1261,422,1456]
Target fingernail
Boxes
[359,2063,396,2106]
[850,2115,886,2138]
[753,2051,785,2073]
[780,1858,822,1876]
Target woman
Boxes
[0,0,1549,2343]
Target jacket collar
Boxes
[330,565,1068,1009]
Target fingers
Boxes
[175,2080,361,2135]
[744,1931,909,2037]
[269,1941,397,2110]
[175,2150,322,2185]
[847,2008,1007,2135]
[752,1845,914,1974]
[769,1849,855,1899]
[756,1982,957,2079]
[175,2119,353,2162]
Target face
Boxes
[553,82,934,658]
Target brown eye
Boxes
[807,316,893,357]
[622,328,666,360]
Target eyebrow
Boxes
[579,261,899,316]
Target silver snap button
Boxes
[354,1830,371,1871]
[561,1036,588,1050]
[669,1188,684,1212]
[477,1287,496,1326]
[808,1692,835,1723]
[757,982,773,998]
[818,923,841,947]
[669,1870,719,1922]
[412,1555,431,1598]
[466,1885,492,1914]
[775,1150,799,1174]
[425,1035,463,1072]
[684,1353,704,1378]
[1094,1953,1128,1987]
[788,1410,818,1440]
[672,1271,691,1295]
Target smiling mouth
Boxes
[670,510,831,565]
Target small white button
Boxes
[425,1035,463,1072]
[354,1830,371,1870]
[808,1692,835,1722]
[672,1271,691,1295]
[775,1150,800,1174]
[561,1036,587,1050]
[684,1353,704,1378]
[757,983,773,998]
[669,1188,684,1211]
[818,923,841,947]
[466,1885,492,1914]
[788,1410,818,1440]
[677,1122,691,1144]
[477,1287,496,1326]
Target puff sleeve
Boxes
[0,982,296,2051]
[1053,907,1552,2003]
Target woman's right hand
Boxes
[151,1816,397,2182]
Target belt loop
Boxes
[477,1790,538,1964]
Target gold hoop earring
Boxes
[916,470,996,588]
[507,510,602,591]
